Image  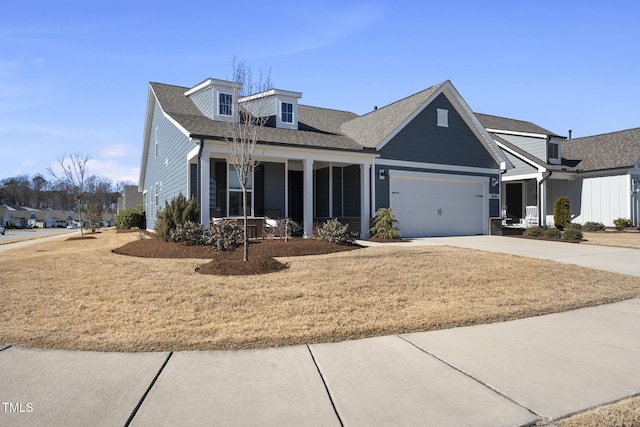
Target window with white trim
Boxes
[437,108,448,127]
[228,165,252,216]
[281,102,293,123]
[154,127,159,158]
[548,142,559,159]
[219,93,233,116]
[155,183,159,210]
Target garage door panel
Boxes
[390,173,486,237]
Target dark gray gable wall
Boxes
[380,93,497,169]
[143,99,196,230]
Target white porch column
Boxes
[303,158,314,238]
[200,154,211,226]
[370,163,376,217]
[361,163,371,239]
[539,177,547,227]
[328,163,333,218]
[284,161,289,218]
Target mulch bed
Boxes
[113,237,361,275]
[66,236,97,241]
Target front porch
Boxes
[190,147,375,239]
[501,172,580,228]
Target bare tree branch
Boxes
[46,153,90,237]
[224,60,273,261]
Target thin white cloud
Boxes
[250,4,385,57]
[87,159,139,184]
[98,143,139,159]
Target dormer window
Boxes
[548,142,559,159]
[282,102,293,123]
[219,93,233,116]
[240,88,302,130]
[185,78,241,122]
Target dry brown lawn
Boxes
[1,229,640,352]
[582,231,640,249]
[556,396,640,427]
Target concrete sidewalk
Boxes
[359,235,640,277]
[2,299,639,426]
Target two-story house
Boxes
[478,113,640,227]
[139,79,511,238]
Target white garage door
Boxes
[390,171,487,237]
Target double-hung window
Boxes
[228,165,252,216]
[281,102,293,123]
[548,142,559,160]
[219,93,233,116]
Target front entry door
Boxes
[505,183,523,220]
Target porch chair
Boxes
[525,206,538,227]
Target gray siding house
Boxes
[478,113,640,228]
[139,79,511,238]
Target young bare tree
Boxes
[46,154,90,237]
[225,60,273,261]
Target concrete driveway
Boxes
[359,235,640,277]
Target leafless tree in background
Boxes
[46,153,90,237]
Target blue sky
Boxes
[1,0,638,185]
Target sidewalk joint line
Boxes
[124,351,173,427]
[397,335,543,420]
[307,345,344,427]
[0,345,11,352]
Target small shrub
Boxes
[116,203,144,230]
[155,193,199,242]
[553,196,571,230]
[206,220,243,251]
[523,226,544,237]
[582,221,606,232]
[565,222,582,231]
[267,218,302,242]
[562,228,583,241]
[613,218,632,230]
[369,208,400,240]
[315,218,356,245]
[171,221,205,245]
[544,228,562,239]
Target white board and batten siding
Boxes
[572,174,631,227]
[389,170,488,237]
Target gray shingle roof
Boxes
[150,82,367,152]
[562,128,640,171]
[340,82,446,148]
[475,113,561,137]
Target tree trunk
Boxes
[79,197,84,237]
[243,188,248,261]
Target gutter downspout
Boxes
[196,138,204,223]
[538,171,552,226]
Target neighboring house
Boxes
[478,113,640,227]
[117,185,142,214]
[562,128,640,227]
[0,205,15,226]
[139,78,510,238]
[102,212,116,227]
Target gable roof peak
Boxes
[359,81,449,118]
